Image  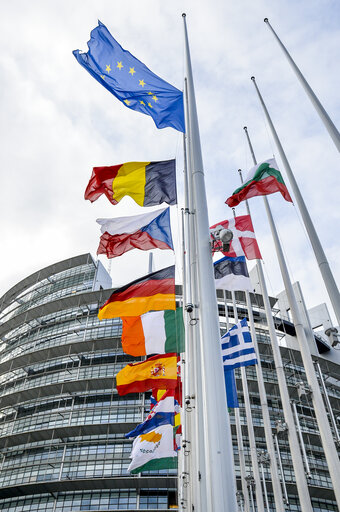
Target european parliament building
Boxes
[0,253,338,511]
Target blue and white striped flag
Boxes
[221,318,257,370]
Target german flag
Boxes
[85,160,177,207]
[98,266,176,319]
[116,353,178,395]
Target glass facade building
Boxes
[0,253,338,511]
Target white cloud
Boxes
[0,0,339,325]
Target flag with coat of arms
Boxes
[210,214,262,260]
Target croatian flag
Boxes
[96,207,173,258]
[221,318,258,370]
[125,389,175,438]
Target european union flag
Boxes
[73,21,185,132]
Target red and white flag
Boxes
[210,214,262,260]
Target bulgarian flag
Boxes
[121,308,184,357]
[127,424,177,474]
[226,158,292,207]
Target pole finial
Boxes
[243,126,248,131]
[251,76,256,82]
[238,169,242,174]
[264,18,269,23]
[182,13,186,17]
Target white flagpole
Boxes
[182,14,237,512]
[231,292,264,512]
[264,18,340,153]
[251,76,340,328]
[238,170,286,512]
[183,109,207,511]
[243,128,314,512]
[244,126,340,510]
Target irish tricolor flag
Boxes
[127,424,177,474]
[121,308,184,357]
[226,158,292,207]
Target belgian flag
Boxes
[85,159,177,207]
[98,265,176,319]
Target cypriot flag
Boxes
[127,424,177,474]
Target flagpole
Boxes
[183,78,207,512]
[231,292,264,512]
[263,18,340,153]
[235,406,251,512]
[182,95,196,512]
[251,76,340,327]
[237,166,297,512]
[182,14,237,512]
[242,128,314,512]
[237,173,287,512]
[244,127,340,510]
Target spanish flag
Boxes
[85,159,177,207]
[98,266,176,319]
[116,353,178,395]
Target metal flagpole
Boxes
[251,76,340,328]
[182,14,237,512]
[244,289,283,512]
[184,73,208,512]
[182,105,203,511]
[314,361,340,444]
[238,165,296,512]
[231,292,264,512]
[245,125,340,508]
[264,18,340,153]
[243,128,314,512]
[235,406,251,512]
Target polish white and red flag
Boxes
[210,214,262,260]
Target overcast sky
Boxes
[1,0,339,323]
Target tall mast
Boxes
[237,164,295,512]
[182,14,236,511]
[243,128,314,512]
[231,291,264,512]
[244,125,340,509]
[251,76,340,327]
[264,18,340,153]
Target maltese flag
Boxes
[210,214,262,260]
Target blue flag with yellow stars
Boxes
[73,21,185,133]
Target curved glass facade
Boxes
[0,255,177,511]
[0,254,338,511]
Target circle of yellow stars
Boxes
[100,60,159,111]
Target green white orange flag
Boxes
[121,308,185,356]
[127,424,177,474]
[226,158,292,207]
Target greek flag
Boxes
[221,318,257,370]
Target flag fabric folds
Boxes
[73,21,185,132]
[121,308,184,356]
[210,215,262,260]
[127,424,177,474]
[115,353,178,395]
[97,208,174,259]
[226,158,292,207]
[125,389,176,438]
[214,256,252,291]
[98,265,176,319]
[221,318,258,370]
[224,368,239,408]
[85,160,177,207]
